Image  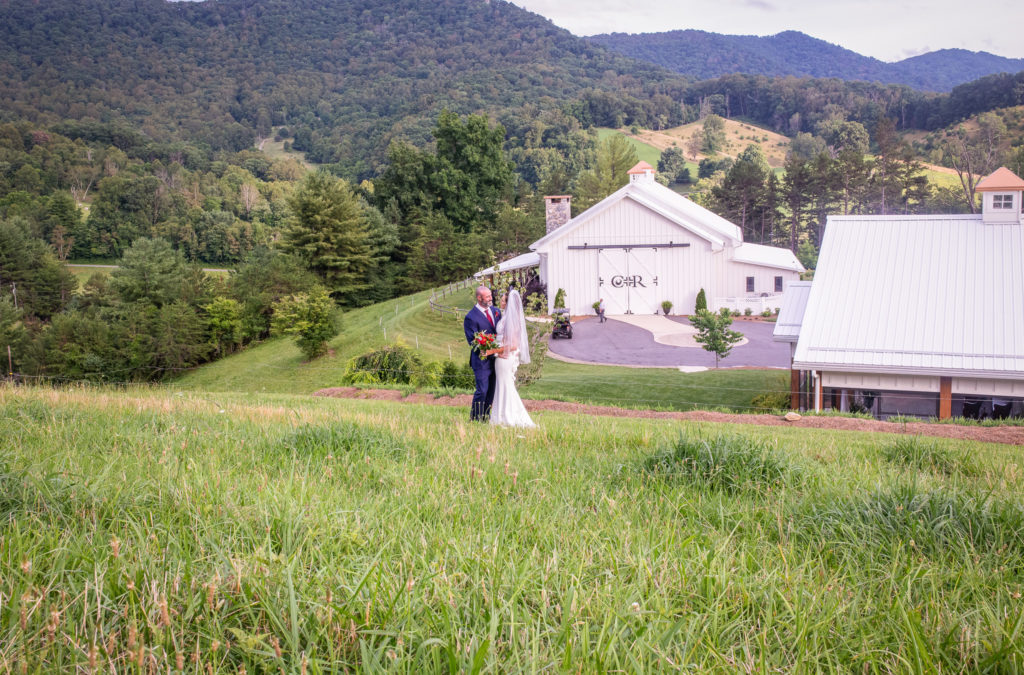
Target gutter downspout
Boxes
[812,370,822,412]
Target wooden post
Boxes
[814,372,823,412]
[790,369,800,410]
[939,376,952,419]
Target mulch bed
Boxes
[313,387,1024,446]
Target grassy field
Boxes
[173,286,785,412]
[1,385,1021,671]
[630,120,791,169]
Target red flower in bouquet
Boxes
[472,331,499,354]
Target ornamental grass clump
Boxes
[640,433,799,494]
[800,483,1024,559]
[281,422,406,460]
[880,436,977,476]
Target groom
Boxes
[464,286,502,421]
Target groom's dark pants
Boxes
[471,358,496,421]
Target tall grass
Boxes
[1,385,1022,671]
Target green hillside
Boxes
[0,0,683,178]
[174,286,785,412]
[2,385,1021,671]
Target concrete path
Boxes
[611,314,748,349]
[547,315,789,369]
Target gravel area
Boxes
[547,315,790,368]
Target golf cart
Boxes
[551,309,573,339]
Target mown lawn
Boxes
[522,361,787,412]
[1,386,1021,671]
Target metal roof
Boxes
[792,215,1024,377]
[530,179,742,251]
[976,167,1024,192]
[473,251,540,278]
[733,242,805,273]
[773,281,812,343]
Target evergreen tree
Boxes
[281,172,375,305]
[782,154,813,254]
[574,135,639,211]
[712,145,768,238]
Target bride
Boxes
[490,288,537,428]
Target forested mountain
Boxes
[0,0,687,179]
[587,30,1024,93]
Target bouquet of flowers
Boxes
[472,331,500,355]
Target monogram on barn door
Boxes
[597,247,660,314]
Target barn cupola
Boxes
[976,167,1024,224]
[627,161,656,185]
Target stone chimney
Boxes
[545,195,572,234]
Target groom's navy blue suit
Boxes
[464,304,502,421]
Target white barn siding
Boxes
[549,199,716,315]
[529,171,804,316]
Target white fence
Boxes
[712,293,785,315]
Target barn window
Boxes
[774,276,783,292]
[993,194,1014,209]
[746,277,755,293]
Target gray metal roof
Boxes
[474,252,541,278]
[792,215,1024,377]
[773,281,812,343]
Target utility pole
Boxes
[7,345,12,380]
[10,283,17,310]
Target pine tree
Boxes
[281,172,375,305]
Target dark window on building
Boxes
[774,276,783,292]
[746,277,755,293]
[993,194,1014,209]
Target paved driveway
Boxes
[547,315,790,369]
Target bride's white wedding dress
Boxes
[490,296,537,428]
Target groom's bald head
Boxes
[475,286,492,305]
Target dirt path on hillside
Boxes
[312,387,1024,446]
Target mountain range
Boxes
[586,30,1024,92]
[0,0,1021,179]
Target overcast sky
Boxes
[511,0,1024,62]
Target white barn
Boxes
[529,162,804,316]
[779,167,1024,420]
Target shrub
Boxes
[270,288,338,360]
[526,292,547,316]
[592,301,601,313]
[439,359,475,390]
[411,361,441,389]
[695,288,707,312]
[751,390,790,412]
[744,307,753,316]
[661,300,673,315]
[553,288,566,309]
[761,309,772,318]
[343,342,423,385]
[731,309,742,317]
